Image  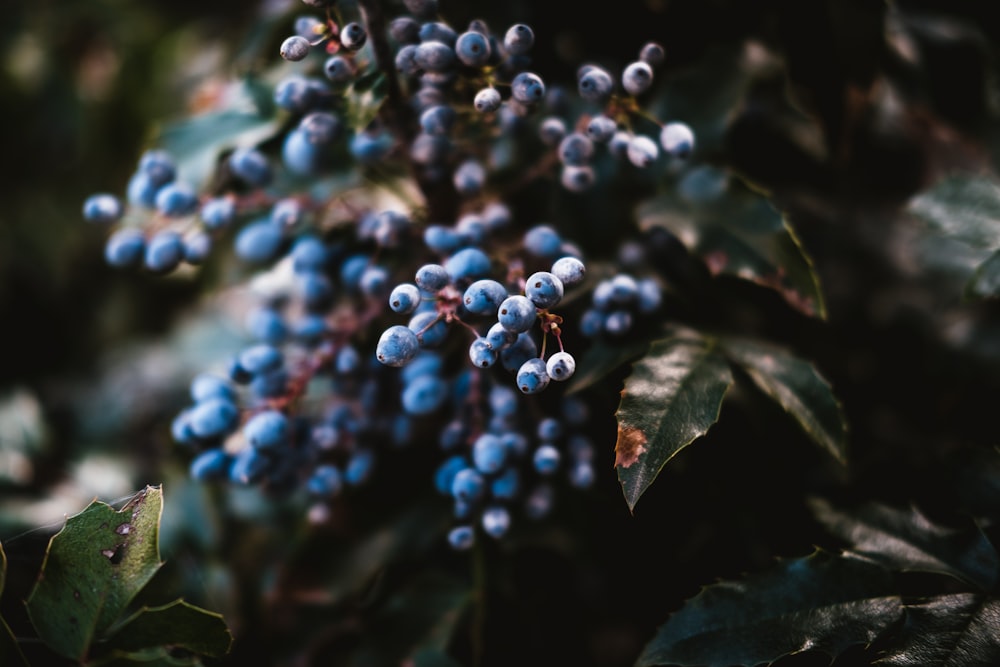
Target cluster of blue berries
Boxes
[433,378,595,550]
[81,0,699,550]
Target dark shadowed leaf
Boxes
[25,486,164,661]
[811,500,1000,591]
[347,570,471,667]
[878,594,1000,667]
[89,647,202,666]
[721,337,847,463]
[101,599,232,658]
[637,175,825,318]
[1,542,29,667]
[967,248,1000,298]
[615,331,733,511]
[637,551,902,667]
[909,175,1000,250]
[567,339,650,395]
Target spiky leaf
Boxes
[615,332,733,511]
[101,599,232,658]
[812,500,1000,591]
[637,551,902,667]
[722,337,847,463]
[878,594,1000,666]
[25,486,164,661]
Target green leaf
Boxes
[101,599,232,658]
[637,174,825,318]
[1,542,30,667]
[967,248,1000,298]
[566,339,650,395]
[811,500,1000,591]
[344,72,388,133]
[90,647,203,667]
[877,594,1000,666]
[909,175,1000,250]
[721,337,848,463]
[159,76,280,188]
[25,486,164,661]
[637,551,903,667]
[615,331,733,511]
[347,570,471,667]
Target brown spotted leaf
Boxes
[615,332,733,511]
[25,486,164,661]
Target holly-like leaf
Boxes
[25,486,164,661]
[878,594,1000,666]
[637,174,825,318]
[811,500,1000,592]
[637,551,903,667]
[721,337,847,463]
[908,174,1000,298]
[615,332,733,512]
[101,599,232,658]
[909,175,1000,250]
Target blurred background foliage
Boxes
[1,0,1000,665]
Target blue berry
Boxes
[183,233,212,265]
[511,72,545,105]
[235,220,284,263]
[498,295,537,333]
[189,449,232,481]
[523,225,562,258]
[517,357,550,394]
[455,214,488,246]
[274,76,319,113]
[244,410,289,449]
[323,55,354,83]
[414,41,456,73]
[339,22,366,50]
[83,193,123,224]
[419,105,456,136]
[293,314,328,344]
[448,525,474,550]
[640,42,666,66]
[201,197,236,230]
[561,165,596,192]
[307,465,343,497]
[435,455,468,494]
[104,228,145,268]
[578,66,613,102]
[126,172,160,209]
[246,307,287,344]
[533,444,561,474]
[295,15,323,38]
[453,160,486,197]
[474,87,501,112]
[455,30,491,67]
[418,21,457,46]
[580,308,604,337]
[586,115,617,143]
[415,263,450,292]
[503,24,534,55]
[350,130,393,165]
[539,117,567,147]
[605,310,633,336]
[280,35,311,61]
[229,447,270,485]
[537,417,563,442]
[637,278,662,313]
[291,236,328,273]
[189,398,240,439]
[144,230,184,274]
[463,279,508,315]
[344,449,375,485]
[395,44,420,76]
[444,247,491,284]
[524,271,564,309]
[481,506,511,538]
[468,337,498,368]
[627,135,659,168]
[424,225,463,254]
[389,16,421,44]
[408,312,449,347]
[190,374,236,403]
[660,122,695,159]
[238,344,283,376]
[389,283,422,314]
[138,149,177,186]
[491,467,520,500]
[545,351,576,381]
[569,461,595,488]
[485,322,517,350]
[401,375,449,415]
[622,61,654,96]
[558,133,593,166]
[376,325,420,366]
[155,182,198,217]
[551,256,586,286]
[229,147,272,187]
[472,433,508,474]
[451,468,485,503]
[283,128,322,176]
